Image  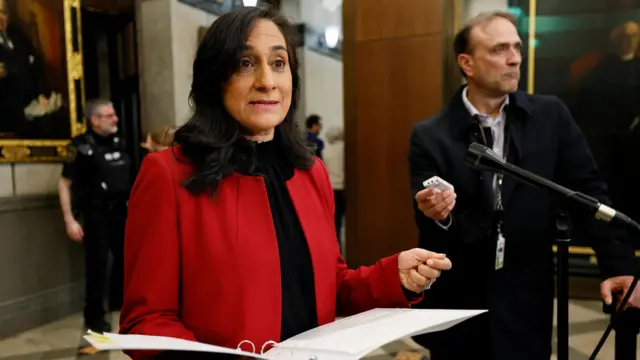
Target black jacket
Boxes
[408,86,636,359]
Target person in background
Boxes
[408,11,639,360]
[119,7,452,360]
[305,114,324,158]
[576,21,640,236]
[58,99,131,337]
[141,125,175,153]
[323,126,345,248]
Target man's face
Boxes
[616,22,640,58]
[0,0,9,33]
[90,104,119,135]
[458,17,522,95]
[310,122,321,135]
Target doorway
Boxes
[81,5,142,175]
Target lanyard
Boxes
[476,120,511,211]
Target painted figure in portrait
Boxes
[572,19,640,225]
[0,0,69,140]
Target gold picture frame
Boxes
[0,0,85,163]
[198,25,207,46]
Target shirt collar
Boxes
[462,86,509,121]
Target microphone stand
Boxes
[555,211,571,360]
[464,142,640,360]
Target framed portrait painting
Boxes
[0,0,85,162]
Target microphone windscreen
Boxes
[465,142,506,171]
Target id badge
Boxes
[495,233,506,270]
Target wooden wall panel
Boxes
[343,0,444,267]
[355,0,442,41]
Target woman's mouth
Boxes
[249,100,279,109]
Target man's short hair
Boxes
[84,98,112,118]
[305,114,321,129]
[453,11,518,58]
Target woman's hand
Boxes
[398,249,452,293]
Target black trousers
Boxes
[333,189,346,246]
[81,201,127,327]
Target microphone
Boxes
[464,142,639,230]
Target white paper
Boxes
[83,332,270,359]
[265,308,486,359]
[83,308,486,360]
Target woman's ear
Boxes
[140,134,153,150]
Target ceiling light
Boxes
[322,0,341,12]
[324,26,340,48]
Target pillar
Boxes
[342,0,445,266]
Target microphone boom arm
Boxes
[465,142,634,228]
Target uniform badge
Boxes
[65,146,77,163]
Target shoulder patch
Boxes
[76,143,94,156]
[65,145,77,163]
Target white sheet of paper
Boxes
[83,309,486,360]
[83,332,270,359]
[264,308,486,359]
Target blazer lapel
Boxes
[501,109,524,206]
[478,127,496,213]
[456,100,496,213]
[286,168,336,326]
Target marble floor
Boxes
[0,300,636,360]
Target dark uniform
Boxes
[62,129,132,331]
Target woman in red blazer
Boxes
[119,6,452,359]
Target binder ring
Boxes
[261,340,277,354]
[237,340,256,354]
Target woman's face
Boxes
[223,19,292,141]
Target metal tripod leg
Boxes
[556,211,571,360]
[614,308,639,360]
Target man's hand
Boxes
[415,188,456,221]
[0,62,6,79]
[399,248,452,293]
[601,275,640,310]
[65,219,84,242]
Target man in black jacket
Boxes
[408,11,640,360]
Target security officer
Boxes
[58,98,132,333]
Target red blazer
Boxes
[119,148,420,359]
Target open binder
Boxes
[84,308,486,360]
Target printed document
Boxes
[84,308,486,360]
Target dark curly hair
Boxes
[173,6,314,196]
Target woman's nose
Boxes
[254,67,276,90]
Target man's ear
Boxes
[88,115,102,131]
[457,53,473,78]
